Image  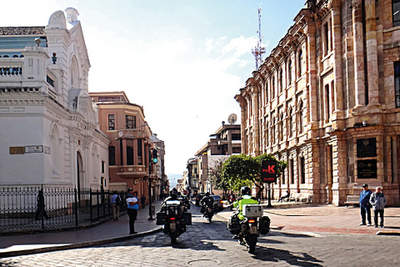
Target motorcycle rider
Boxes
[230,186,259,239]
[200,192,213,211]
[233,186,259,220]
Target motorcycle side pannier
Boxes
[227,214,240,235]
[259,215,271,235]
[183,212,192,225]
[156,212,167,225]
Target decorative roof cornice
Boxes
[0,26,45,36]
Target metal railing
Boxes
[0,185,126,233]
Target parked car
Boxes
[211,195,224,211]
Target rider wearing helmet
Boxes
[233,186,259,220]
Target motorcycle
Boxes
[156,199,192,244]
[228,204,270,254]
[200,199,215,223]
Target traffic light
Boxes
[152,149,158,164]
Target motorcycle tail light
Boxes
[170,217,176,221]
[248,219,256,223]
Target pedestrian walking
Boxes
[35,189,49,220]
[126,189,139,234]
[359,184,372,226]
[140,195,146,209]
[369,186,386,228]
[111,191,121,220]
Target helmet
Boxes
[241,186,251,196]
[170,188,178,198]
[205,192,210,197]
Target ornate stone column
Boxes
[235,93,248,155]
[352,0,366,107]
[305,19,318,131]
[365,0,380,105]
[331,0,344,118]
[252,86,261,156]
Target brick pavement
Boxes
[217,205,400,235]
[1,206,400,267]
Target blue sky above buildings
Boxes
[1,0,305,180]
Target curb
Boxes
[376,231,400,236]
[0,227,162,259]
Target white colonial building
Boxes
[0,8,109,192]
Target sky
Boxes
[1,0,305,180]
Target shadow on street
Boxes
[252,246,324,266]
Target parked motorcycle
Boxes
[227,204,270,254]
[156,199,192,244]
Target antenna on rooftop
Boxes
[252,8,266,70]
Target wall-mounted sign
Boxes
[9,146,25,154]
[357,159,377,179]
[261,159,278,183]
[24,145,43,153]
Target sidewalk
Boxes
[217,204,400,235]
[0,201,162,255]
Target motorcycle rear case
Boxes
[156,212,167,225]
[259,215,271,235]
[183,212,192,225]
[243,204,263,217]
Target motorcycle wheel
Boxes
[170,235,177,245]
[246,235,257,254]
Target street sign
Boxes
[261,159,277,183]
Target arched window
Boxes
[288,107,293,137]
[279,112,284,141]
[298,49,303,77]
[298,100,304,133]
[288,59,292,85]
[272,76,275,99]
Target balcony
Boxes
[116,129,149,139]
[114,165,147,177]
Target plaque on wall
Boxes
[356,138,377,158]
[357,159,377,179]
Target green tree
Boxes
[221,154,286,199]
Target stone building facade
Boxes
[191,122,241,194]
[236,0,400,206]
[89,91,162,202]
[0,9,109,192]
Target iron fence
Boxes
[0,185,127,233]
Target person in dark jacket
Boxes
[369,186,386,228]
[359,184,372,226]
[35,189,49,220]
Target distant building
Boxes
[89,91,157,200]
[236,0,400,205]
[0,9,109,192]
[150,133,168,198]
[192,121,241,193]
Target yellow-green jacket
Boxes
[233,195,259,220]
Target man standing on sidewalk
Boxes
[369,186,386,228]
[111,192,121,220]
[359,184,372,226]
[126,190,139,234]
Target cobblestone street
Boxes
[1,207,399,267]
